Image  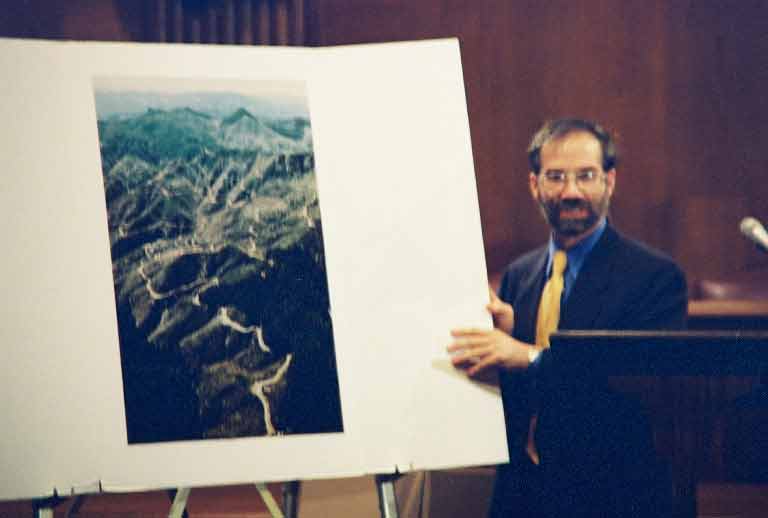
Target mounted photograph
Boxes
[93,77,343,444]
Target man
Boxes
[449,119,687,517]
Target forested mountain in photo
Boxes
[96,99,343,444]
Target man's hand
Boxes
[487,287,514,334]
[447,327,535,377]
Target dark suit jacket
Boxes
[490,225,687,518]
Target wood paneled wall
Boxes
[305,0,768,285]
[2,0,768,283]
[0,0,305,45]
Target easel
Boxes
[375,474,401,518]
[32,474,401,518]
[32,484,288,518]
[166,484,285,518]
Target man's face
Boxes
[528,131,615,242]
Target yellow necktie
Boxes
[535,250,567,347]
[527,250,568,465]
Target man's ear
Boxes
[528,172,540,201]
[605,169,616,197]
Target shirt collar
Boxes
[546,217,607,278]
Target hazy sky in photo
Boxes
[93,77,310,119]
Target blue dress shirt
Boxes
[545,218,607,302]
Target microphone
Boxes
[739,217,768,252]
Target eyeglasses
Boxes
[539,169,605,191]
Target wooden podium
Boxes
[549,330,768,518]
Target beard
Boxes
[537,193,610,237]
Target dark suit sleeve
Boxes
[497,266,517,305]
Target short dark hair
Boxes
[527,118,618,174]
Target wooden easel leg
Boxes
[32,495,63,518]
[375,474,400,518]
[167,487,191,518]
[32,506,53,518]
[64,495,86,517]
[255,483,284,518]
[282,480,301,518]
